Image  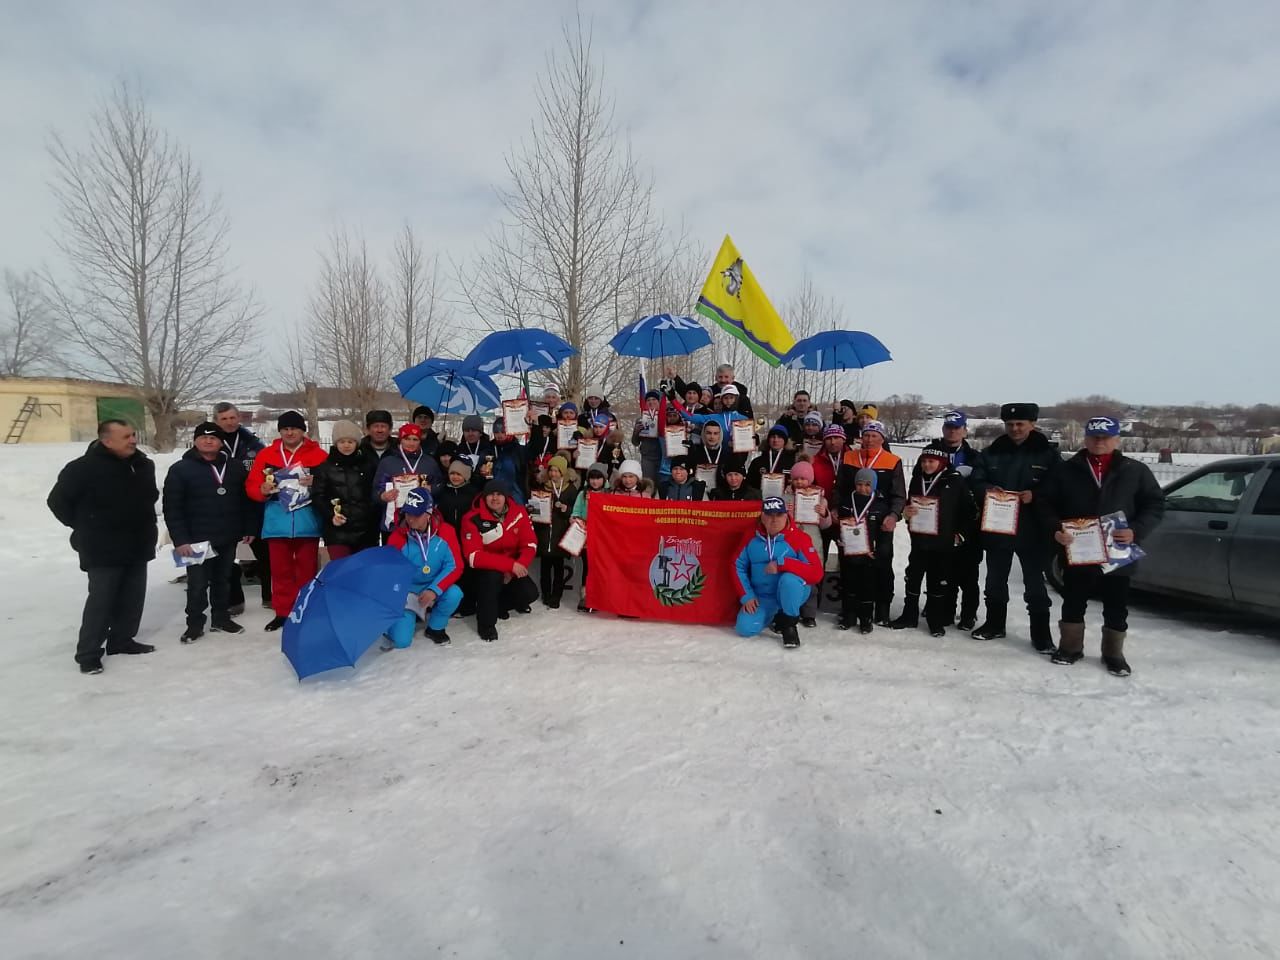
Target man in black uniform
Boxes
[969,403,1060,652]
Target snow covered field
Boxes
[2,444,1279,959]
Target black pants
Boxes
[838,558,879,617]
[77,563,148,664]
[185,545,237,629]
[472,570,539,632]
[1061,567,1131,630]
[902,543,980,618]
[539,553,566,602]
[983,543,1051,613]
[229,537,271,607]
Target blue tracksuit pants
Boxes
[387,584,463,648]
[735,572,810,637]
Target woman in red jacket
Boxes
[459,479,539,642]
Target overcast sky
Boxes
[2,1,1278,406]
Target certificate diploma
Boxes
[794,489,821,524]
[695,464,719,492]
[840,519,871,557]
[1064,518,1108,566]
[558,519,587,557]
[638,413,659,439]
[731,420,755,453]
[557,424,579,449]
[502,399,530,436]
[760,473,786,500]
[981,490,1021,536]
[528,491,553,525]
[907,496,940,536]
[664,425,687,457]
[575,438,599,469]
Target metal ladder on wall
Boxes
[5,396,40,444]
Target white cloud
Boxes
[1,0,1277,405]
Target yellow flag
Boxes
[695,235,795,366]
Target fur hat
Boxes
[1000,403,1039,422]
[330,419,361,443]
[365,409,392,427]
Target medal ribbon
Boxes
[210,460,227,488]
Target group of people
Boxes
[47,363,1166,679]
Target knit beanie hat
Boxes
[330,419,361,443]
[586,462,609,479]
[447,460,473,481]
[822,424,846,440]
[547,455,570,477]
[790,460,814,482]
[462,415,484,432]
[277,410,306,431]
[617,459,643,479]
[854,468,877,489]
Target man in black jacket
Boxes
[969,403,1061,650]
[163,422,255,642]
[358,410,399,473]
[1036,416,1165,677]
[774,390,815,443]
[48,420,159,674]
[215,401,270,613]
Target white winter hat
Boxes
[582,386,604,400]
[617,459,643,479]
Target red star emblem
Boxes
[669,554,697,585]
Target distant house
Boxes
[0,376,150,444]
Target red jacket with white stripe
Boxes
[460,496,537,574]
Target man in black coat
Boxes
[774,390,815,443]
[215,401,270,612]
[358,409,399,473]
[1036,416,1165,677]
[969,403,1061,651]
[163,422,256,642]
[48,420,159,674]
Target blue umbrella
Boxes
[779,330,892,372]
[281,547,418,680]
[393,357,502,415]
[609,313,712,359]
[464,329,576,377]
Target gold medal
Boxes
[422,565,431,575]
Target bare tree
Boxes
[302,228,391,417]
[391,222,446,375]
[42,82,259,449]
[879,393,928,441]
[1,269,60,376]
[456,16,670,402]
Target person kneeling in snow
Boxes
[734,497,824,649]
[461,479,539,642]
[383,487,464,648]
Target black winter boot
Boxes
[1030,612,1056,655]
[889,595,920,630]
[873,598,892,627]
[858,602,874,634]
[425,626,451,645]
[971,603,1006,641]
[926,593,950,637]
[777,614,801,649]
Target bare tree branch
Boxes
[40,81,260,449]
[1,269,61,376]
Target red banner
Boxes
[585,494,760,624]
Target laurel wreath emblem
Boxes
[653,567,706,606]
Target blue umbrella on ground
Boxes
[609,313,713,359]
[779,330,892,372]
[464,329,576,378]
[281,547,418,680]
[393,358,502,414]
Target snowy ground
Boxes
[2,445,1279,959]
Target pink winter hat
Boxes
[790,461,814,482]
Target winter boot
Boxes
[1050,621,1085,665]
[889,595,920,630]
[80,658,104,675]
[1101,627,1131,677]
[265,616,286,632]
[210,618,245,634]
[480,626,499,642]
[179,627,203,645]
[837,596,856,630]
[106,639,155,655]
[379,636,395,652]
[926,594,950,637]
[1030,612,1056,655]
[873,598,892,627]
[777,614,801,649]
[971,603,1006,641]
[858,602,875,635]
[800,616,817,628]
[425,627,451,645]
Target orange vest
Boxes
[842,448,901,471]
